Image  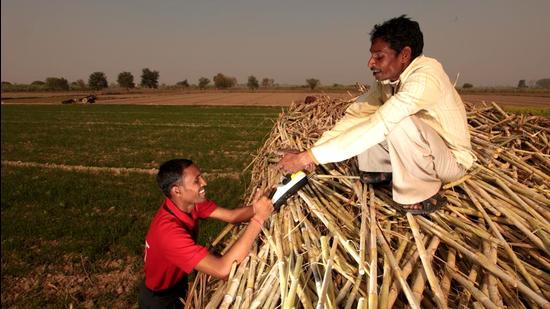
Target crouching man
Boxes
[278,15,475,215]
[139,159,273,308]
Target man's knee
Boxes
[386,116,423,144]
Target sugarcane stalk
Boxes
[440,247,456,300]
[464,182,543,294]
[378,222,393,309]
[407,213,447,308]
[448,266,500,309]
[376,224,421,309]
[283,254,303,308]
[368,184,378,309]
[250,266,278,309]
[317,237,338,309]
[344,274,364,309]
[416,216,550,307]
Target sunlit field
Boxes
[1,104,280,307]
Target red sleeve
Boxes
[195,200,218,219]
[158,223,209,273]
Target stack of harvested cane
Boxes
[186,95,550,308]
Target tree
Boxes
[88,72,108,90]
[70,79,87,90]
[517,80,527,88]
[535,78,550,89]
[261,78,275,88]
[118,72,135,89]
[141,68,160,88]
[247,75,259,90]
[213,73,237,89]
[45,77,70,90]
[31,80,45,86]
[176,80,190,88]
[198,77,210,89]
[462,83,473,89]
[306,78,320,90]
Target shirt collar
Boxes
[380,54,425,86]
[163,197,194,227]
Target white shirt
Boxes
[310,55,475,169]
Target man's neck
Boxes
[170,199,194,213]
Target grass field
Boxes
[1,104,281,307]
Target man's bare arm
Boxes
[208,206,254,224]
[195,194,273,279]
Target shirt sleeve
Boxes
[310,70,442,164]
[195,200,218,219]
[159,223,209,273]
[313,87,383,146]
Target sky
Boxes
[2,0,549,87]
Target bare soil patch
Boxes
[461,94,550,108]
[1,160,240,179]
[3,90,550,108]
[2,255,140,308]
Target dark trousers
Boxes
[138,278,188,309]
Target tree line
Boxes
[5,72,549,92]
[1,69,330,92]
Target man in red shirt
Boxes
[139,159,273,308]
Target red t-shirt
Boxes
[143,198,217,291]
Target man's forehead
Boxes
[370,39,392,53]
[183,164,201,179]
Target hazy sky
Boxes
[2,0,549,87]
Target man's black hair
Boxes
[157,159,194,197]
[370,15,424,59]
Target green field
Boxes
[1,104,280,307]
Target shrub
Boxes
[261,78,274,88]
[46,77,70,90]
[535,78,550,89]
[140,68,159,88]
[70,79,87,90]
[247,76,259,90]
[117,72,135,89]
[306,78,320,90]
[176,80,190,88]
[462,83,474,89]
[198,77,210,89]
[88,72,108,90]
[213,73,237,89]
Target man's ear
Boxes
[400,46,412,64]
[170,185,181,197]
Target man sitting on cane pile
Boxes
[278,15,475,215]
[139,159,273,308]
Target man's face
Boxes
[173,164,207,211]
[368,38,409,82]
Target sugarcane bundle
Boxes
[186,95,550,308]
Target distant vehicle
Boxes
[62,98,76,104]
[80,95,96,104]
[61,95,97,104]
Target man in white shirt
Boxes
[278,15,475,215]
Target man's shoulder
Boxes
[194,200,218,218]
[409,56,444,73]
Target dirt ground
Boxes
[2,91,550,108]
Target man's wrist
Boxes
[305,149,319,165]
[250,216,264,227]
